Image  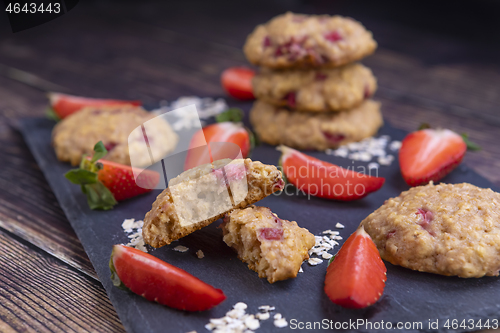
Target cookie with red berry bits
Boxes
[252,63,377,112]
[361,182,500,278]
[249,99,382,150]
[221,206,315,283]
[243,12,377,69]
[52,105,178,166]
[142,159,284,248]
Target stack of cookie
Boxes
[243,12,383,150]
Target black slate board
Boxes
[19,108,500,333]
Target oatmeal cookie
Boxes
[361,182,500,278]
[52,105,178,166]
[221,206,315,283]
[143,159,284,248]
[253,63,377,112]
[250,99,383,150]
[243,12,377,69]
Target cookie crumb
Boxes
[196,250,204,259]
[173,245,189,252]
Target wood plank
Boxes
[0,76,97,280]
[0,229,124,332]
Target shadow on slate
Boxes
[18,101,500,333]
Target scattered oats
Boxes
[322,252,333,260]
[244,316,260,330]
[274,318,288,328]
[121,219,147,252]
[205,323,216,331]
[152,96,228,130]
[205,303,280,332]
[298,266,303,273]
[227,308,245,319]
[308,258,323,266]
[186,331,197,333]
[325,135,400,166]
[256,312,270,320]
[389,140,402,151]
[196,250,205,259]
[210,318,225,326]
[336,223,345,229]
[122,218,135,232]
[274,314,282,320]
[368,162,379,170]
[234,302,247,311]
[333,236,343,240]
[258,305,275,312]
[173,245,189,253]
[378,155,394,166]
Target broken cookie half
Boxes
[143,158,284,248]
[221,206,315,283]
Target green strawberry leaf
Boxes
[46,107,61,122]
[81,182,117,210]
[92,141,108,162]
[277,156,289,186]
[65,141,116,210]
[328,255,336,266]
[418,123,431,130]
[216,108,244,123]
[461,133,481,151]
[65,169,98,185]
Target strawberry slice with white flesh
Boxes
[399,128,466,186]
[324,226,387,309]
[278,145,384,201]
[110,245,226,311]
[184,109,253,170]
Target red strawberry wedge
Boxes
[184,121,252,170]
[49,92,141,119]
[399,129,466,186]
[221,67,255,100]
[278,145,385,201]
[324,226,387,309]
[110,245,226,311]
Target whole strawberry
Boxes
[65,141,159,210]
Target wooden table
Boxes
[1,0,499,331]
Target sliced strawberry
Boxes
[278,145,385,201]
[48,92,141,119]
[324,226,387,309]
[399,129,466,186]
[221,67,255,100]
[65,141,159,209]
[184,121,252,170]
[110,245,226,311]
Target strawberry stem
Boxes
[215,108,244,123]
[461,133,481,151]
[64,141,118,210]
